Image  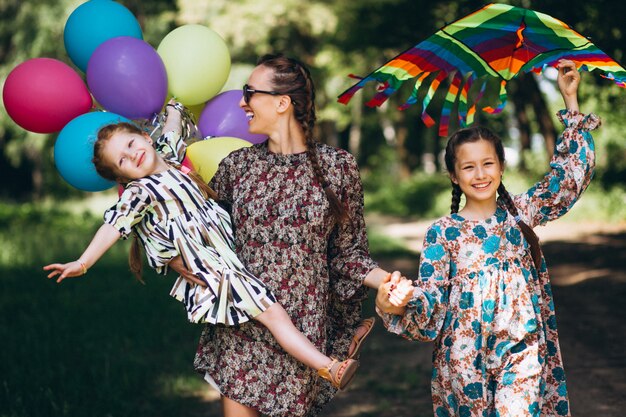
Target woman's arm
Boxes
[44,224,121,282]
[327,151,383,299]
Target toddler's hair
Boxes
[444,127,542,270]
[93,121,218,282]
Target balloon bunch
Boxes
[2,0,267,192]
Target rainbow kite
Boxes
[337,3,626,137]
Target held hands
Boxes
[43,260,87,283]
[556,59,580,112]
[375,271,414,315]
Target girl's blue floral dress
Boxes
[379,110,600,417]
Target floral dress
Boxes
[193,142,377,416]
[379,111,600,417]
[103,131,276,325]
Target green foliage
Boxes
[0,202,211,416]
[363,146,450,218]
[367,226,417,258]
[0,266,208,417]
[0,202,127,267]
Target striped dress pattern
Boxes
[103,132,276,325]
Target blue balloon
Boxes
[54,111,130,191]
[64,0,143,72]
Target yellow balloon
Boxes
[157,25,231,106]
[186,137,252,183]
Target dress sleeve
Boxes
[327,151,378,301]
[377,222,451,342]
[103,183,151,240]
[514,110,600,227]
[210,152,236,204]
[155,130,187,164]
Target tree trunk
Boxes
[510,78,532,172]
[377,102,410,180]
[525,74,556,158]
[348,91,363,157]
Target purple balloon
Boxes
[87,36,167,119]
[198,90,267,144]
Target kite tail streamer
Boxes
[466,78,488,126]
[421,71,448,127]
[457,73,475,128]
[482,80,508,114]
[438,72,464,137]
[398,72,428,110]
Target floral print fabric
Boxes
[379,111,599,417]
[193,142,377,416]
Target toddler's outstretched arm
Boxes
[43,223,121,283]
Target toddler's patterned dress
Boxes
[103,130,275,325]
[379,110,600,417]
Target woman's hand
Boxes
[376,271,408,315]
[556,59,580,112]
[168,256,207,287]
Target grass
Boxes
[0,264,211,417]
[0,204,213,417]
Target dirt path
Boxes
[323,221,626,417]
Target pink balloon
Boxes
[2,58,93,133]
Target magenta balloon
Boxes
[197,90,267,144]
[2,58,93,133]
[87,36,167,119]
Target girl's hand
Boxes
[376,272,407,315]
[43,260,86,283]
[556,59,580,112]
[168,256,207,287]
[388,278,414,307]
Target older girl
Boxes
[377,59,600,417]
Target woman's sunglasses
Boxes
[242,84,282,104]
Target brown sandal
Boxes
[317,358,359,390]
[348,317,376,359]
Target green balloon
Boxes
[157,25,231,106]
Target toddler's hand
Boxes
[43,260,86,283]
[388,278,414,307]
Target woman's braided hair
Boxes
[93,122,218,282]
[444,126,542,270]
[257,54,347,224]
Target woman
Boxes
[170,54,396,416]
